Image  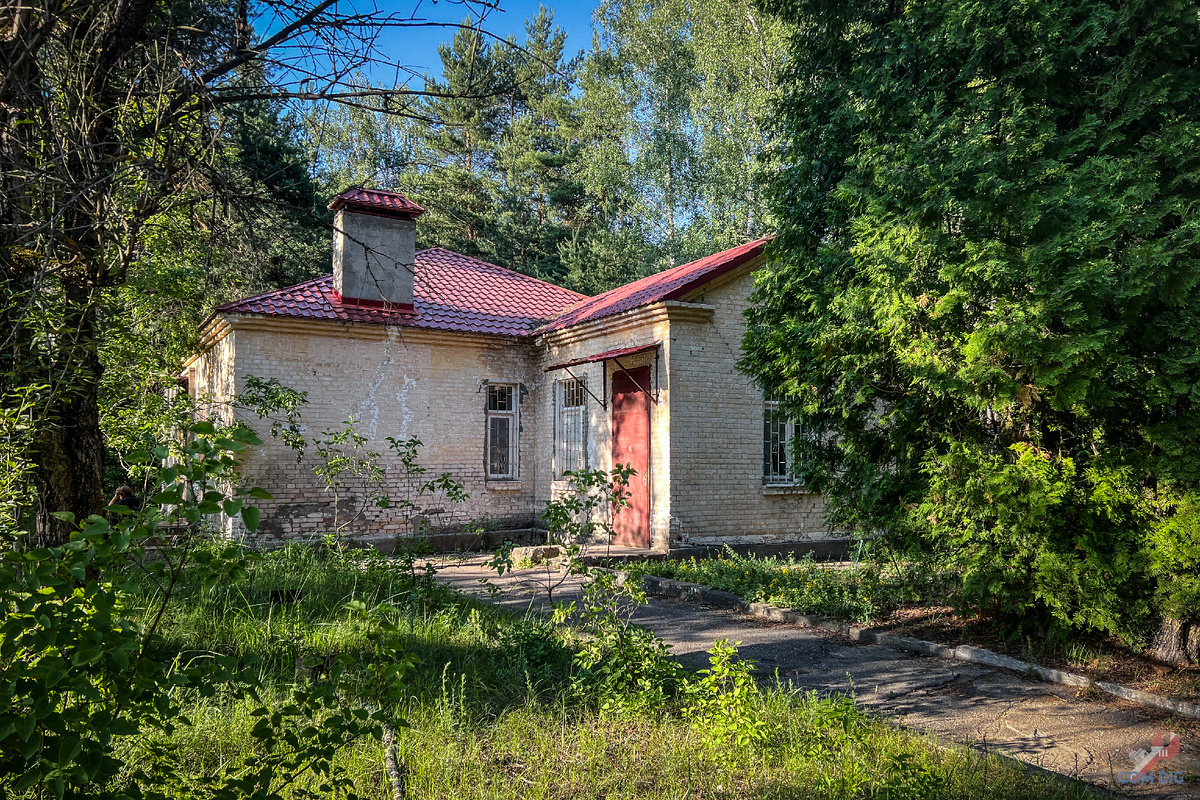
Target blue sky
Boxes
[370,1,596,84]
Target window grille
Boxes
[486,384,518,479]
[763,399,799,485]
[557,378,587,478]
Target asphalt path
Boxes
[433,556,1200,798]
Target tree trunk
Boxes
[32,295,106,547]
[1151,616,1200,666]
[381,721,406,800]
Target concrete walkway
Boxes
[433,556,1200,798]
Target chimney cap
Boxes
[328,187,425,219]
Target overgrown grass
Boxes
[625,548,924,623]
[122,543,1092,799]
[136,542,574,709]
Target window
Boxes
[763,398,800,485]
[556,378,588,478]
[486,384,518,479]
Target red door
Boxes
[611,367,651,548]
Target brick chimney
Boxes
[327,187,425,309]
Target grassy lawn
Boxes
[623,548,920,624]
[121,543,1095,799]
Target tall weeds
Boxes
[120,543,1093,799]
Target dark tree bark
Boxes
[4,1,134,545]
[1152,617,1200,666]
[31,298,106,546]
[2,0,500,546]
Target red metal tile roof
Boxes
[328,187,425,218]
[214,247,586,337]
[213,238,768,339]
[537,237,769,332]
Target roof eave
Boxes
[537,240,768,335]
[660,242,767,303]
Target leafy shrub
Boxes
[0,423,388,799]
[1146,496,1200,624]
[569,571,684,713]
[628,549,905,623]
[683,640,773,753]
[533,466,634,602]
[876,752,946,800]
[917,443,1152,641]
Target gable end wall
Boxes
[535,310,673,550]
[196,318,543,545]
[667,265,830,545]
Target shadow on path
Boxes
[434,557,1199,797]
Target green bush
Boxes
[684,640,773,753]
[918,443,1152,641]
[0,423,387,799]
[627,549,906,623]
[568,570,685,714]
[743,0,1200,642]
[1146,497,1200,624]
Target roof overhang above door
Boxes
[542,342,662,409]
[541,342,660,373]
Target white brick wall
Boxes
[195,319,542,543]
[190,261,830,550]
[667,265,829,543]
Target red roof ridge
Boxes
[538,236,770,333]
[418,245,525,274]
[208,246,588,337]
[417,246,588,294]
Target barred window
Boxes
[556,378,587,478]
[487,384,518,479]
[763,398,799,485]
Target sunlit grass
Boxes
[120,543,1093,799]
[624,549,921,623]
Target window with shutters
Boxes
[556,378,587,478]
[486,384,518,479]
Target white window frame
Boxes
[556,377,588,478]
[763,398,800,486]
[486,383,519,480]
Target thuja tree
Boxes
[743,0,1200,650]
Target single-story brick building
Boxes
[183,188,833,553]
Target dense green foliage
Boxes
[1,0,354,544]
[0,409,1095,798]
[100,101,328,480]
[627,550,911,623]
[303,0,789,294]
[0,424,392,798]
[585,0,786,262]
[744,0,1200,640]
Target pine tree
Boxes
[492,7,585,281]
[412,21,505,260]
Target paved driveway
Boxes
[434,557,1199,797]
